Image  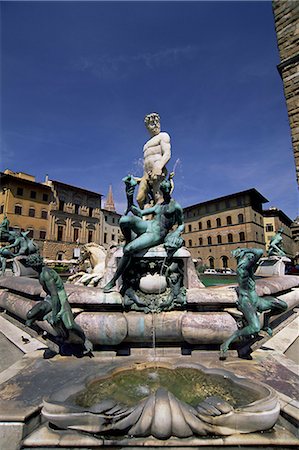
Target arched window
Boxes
[238,213,244,224]
[209,257,215,269]
[228,233,233,243]
[207,236,212,245]
[221,255,229,268]
[188,239,192,247]
[15,204,22,215]
[188,224,192,232]
[198,237,203,246]
[207,220,211,229]
[27,228,34,238]
[41,210,48,219]
[57,252,64,261]
[217,235,222,244]
[198,221,202,230]
[216,218,221,227]
[39,230,46,240]
[239,232,245,242]
[226,216,232,225]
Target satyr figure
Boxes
[1,230,39,257]
[26,254,92,356]
[220,248,287,359]
[136,113,171,209]
[268,228,286,257]
[103,179,184,292]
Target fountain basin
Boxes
[42,361,280,439]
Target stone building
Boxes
[183,189,268,270]
[0,169,124,260]
[273,1,299,185]
[101,185,122,250]
[263,207,296,258]
[0,170,52,252]
[42,179,103,260]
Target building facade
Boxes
[263,207,296,258]
[0,170,52,253]
[183,189,268,270]
[43,179,103,260]
[273,1,299,185]
[0,170,123,260]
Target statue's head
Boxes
[144,113,160,136]
[25,253,44,270]
[278,227,284,234]
[160,178,172,195]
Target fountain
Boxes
[0,113,298,449]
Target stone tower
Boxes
[104,185,116,212]
[272,1,299,186]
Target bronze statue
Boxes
[26,254,92,356]
[103,178,184,292]
[220,247,287,359]
[268,228,286,257]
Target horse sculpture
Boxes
[67,243,107,287]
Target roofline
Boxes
[47,180,102,198]
[263,209,293,226]
[183,188,269,211]
[102,208,122,216]
[0,172,52,190]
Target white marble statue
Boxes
[135,113,171,208]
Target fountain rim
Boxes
[45,359,277,413]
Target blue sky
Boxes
[1,1,298,219]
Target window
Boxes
[42,193,48,202]
[0,205,3,214]
[239,232,245,242]
[74,204,80,214]
[59,200,65,211]
[88,230,93,243]
[73,228,79,242]
[188,224,192,232]
[104,232,107,244]
[27,228,34,238]
[89,207,93,217]
[188,239,192,247]
[266,224,274,232]
[29,208,35,217]
[15,205,22,215]
[207,236,212,245]
[215,203,220,211]
[217,235,222,244]
[207,220,211,229]
[41,210,47,219]
[226,216,232,225]
[30,190,36,199]
[228,233,233,243]
[57,252,63,261]
[57,225,63,241]
[112,217,115,224]
[216,218,221,227]
[198,238,203,245]
[238,213,244,224]
[17,187,23,196]
[112,234,115,241]
[39,230,46,239]
[255,232,258,241]
[209,257,215,269]
[225,199,230,208]
[237,197,243,206]
[198,221,202,230]
[222,255,228,268]
[105,215,108,221]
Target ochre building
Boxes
[183,189,268,270]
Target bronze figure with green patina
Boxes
[26,254,92,354]
[103,179,184,292]
[268,228,286,257]
[220,247,287,359]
